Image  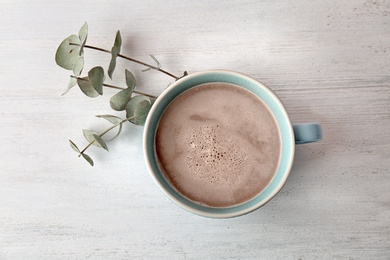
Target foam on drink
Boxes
[156,83,281,207]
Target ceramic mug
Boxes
[143,70,322,218]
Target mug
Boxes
[143,70,322,218]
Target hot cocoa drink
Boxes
[155,83,281,207]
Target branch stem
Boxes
[71,43,180,80]
[79,115,135,155]
[70,75,158,99]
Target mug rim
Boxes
[143,69,295,218]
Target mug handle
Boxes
[293,123,322,144]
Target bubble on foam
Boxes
[181,123,251,188]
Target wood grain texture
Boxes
[0,0,389,259]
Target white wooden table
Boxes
[1,0,389,259]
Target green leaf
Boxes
[69,140,80,153]
[92,134,109,151]
[77,77,99,98]
[73,57,84,76]
[55,35,82,70]
[134,100,152,125]
[114,30,122,49]
[96,115,123,141]
[88,66,104,95]
[126,95,150,119]
[142,54,160,72]
[79,22,88,42]
[61,77,77,96]
[126,95,151,125]
[78,22,88,56]
[96,114,122,124]
[110,87,133,111]
[82,153,94,166]
[83,129,102,147]
[149,54,161,68]
[108,48,118,79]
[125,69,136,89]
[108,31,122,79]
[106,123,122,142]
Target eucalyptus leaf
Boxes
[96,115,123,141]
[149,54,161,68]
[96,114,122,124]
[134,99,152,125]
[82,153,94,166]
[77,77,99,98]
[92,134,109,151]
[114,30,122,48]
[106,123,123,142]
[69,140,80,153]
[125,69,136,89]
[88,66,104,95]
[110,87,133,111]
[78,22,88,56]
[79,22,88,41]
[126,95,151,125]
[61,77,77,96]
[83,129,102,147]
[73,57,84,76]
[126,95,150,117]
[55,35,82,70]
[108,31,122,79]
[108,46,120,79]
[142,54,160,72]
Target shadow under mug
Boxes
[143,70,322,218]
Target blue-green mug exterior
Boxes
[143,70,322,218]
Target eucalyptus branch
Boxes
[70,43,180,80]
[69,94,152,166]
[78,116,131,156]
[57,23,183,165]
